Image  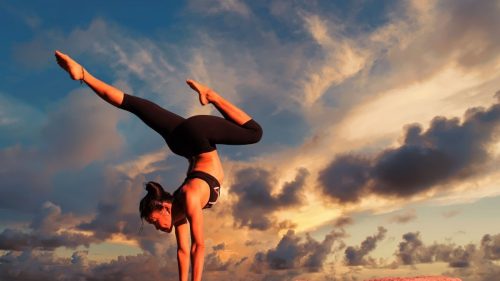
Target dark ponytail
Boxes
[139,181,173,219]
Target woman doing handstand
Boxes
[54,50,262,281]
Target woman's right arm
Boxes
[175,219,190,281]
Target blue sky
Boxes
[1,1,500,280]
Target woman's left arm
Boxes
[185,193,205,281]
[175,219,190,281]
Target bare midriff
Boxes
[190,150,224,183]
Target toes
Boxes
[186,80,199,92]
[54,50,65,60]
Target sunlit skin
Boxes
[55,50,252,281]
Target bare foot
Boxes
[54,50,84,81]
[186,79,217,105]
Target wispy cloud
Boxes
[389,209,417,224]
[187,0,251,17]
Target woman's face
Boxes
[146,202,173,233]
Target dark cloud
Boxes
[70,172,181,256]
[481,234,500,260]
[78,202,136,240]
[276,220,298,230]
[393,231,500,270]
[318,155,371,203]
[204,244,234,272]
[334,216,354,227]
[204,243,231,272]
[0,249,179,281]
[212,243,225,251]
[204,253,232,272]
[40,91,124,170]
[319,96,500,203]
[0,146,52,211]
[0,202,96,251]
[395,232,431,265]
[389,209,417,224]
[0,91,124,213]
[0,197,170,258]
[77,200,172,256]
[231,167,309,230]
[251,229,345,272]
[344,226,387,266]
[0,228,94,252]
[90,253,178,281]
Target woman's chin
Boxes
[160,226,171,233]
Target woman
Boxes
[55,50,262,281]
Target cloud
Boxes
[365,0,500,93]
[0,93,45,145]
[318,96,500,203]
[318,154,372,203]
[0,202,96,251]
[442,210,461,218]
[251,229,345,273]
[0,250,178,281]
[425,0,500,70]
[395,232,431,265]
[481,234,500,261]
[344,226,387,266]
[394,231,500,271]
[40,89,125,171]
[0,145,52,211]
[204,243,236,272]
[334,216,354,228]
[389,209,417,224]
[231,167,309,230]
[188,0,251,17]
[300,13,369,107]
[0,89,125,213]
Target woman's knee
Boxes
[243,119,263,143]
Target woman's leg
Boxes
[55,50,124,107]
[55,50,184,137]
[186,80,251,125]
[186,80,262,145]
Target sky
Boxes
[0,0,500,280]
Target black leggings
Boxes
[119,94,262,158]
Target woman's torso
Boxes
[190,150,224,182]
[171,150,224,225]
